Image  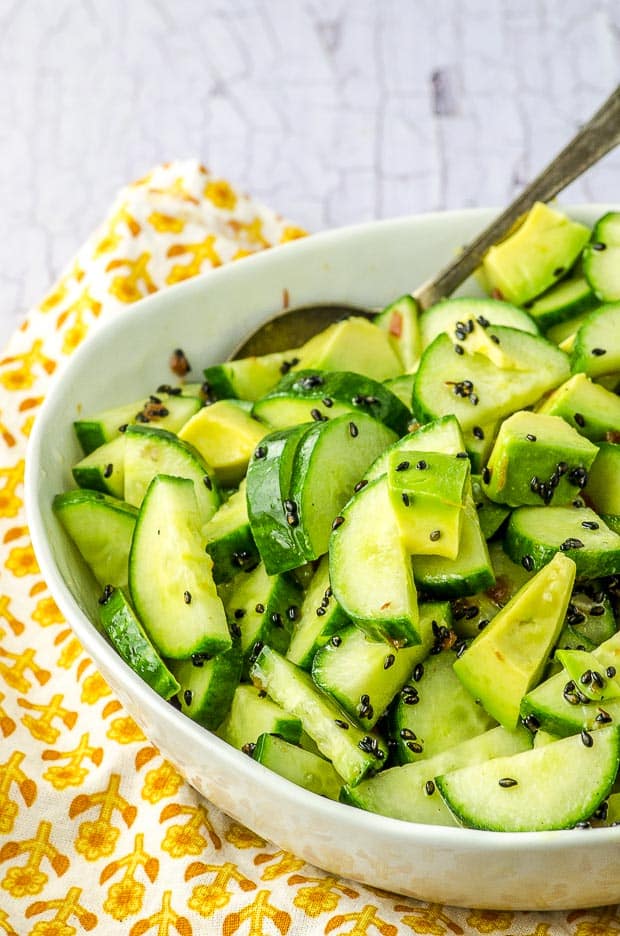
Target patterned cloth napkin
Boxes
[0,160,615,935]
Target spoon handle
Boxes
[414,83,620,311]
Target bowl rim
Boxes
[26,203,620,855]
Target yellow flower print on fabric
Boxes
[204,178,237,210]
[147,212,185,234]
[0,461,24,519]
[31,596,64,629]
[289,874,359,918]
[105,254,156,304]
[280,225,307,242]
[141,761,183,804]
[5,544,39,577]
[106,716,145,745]
[185,860,256,918]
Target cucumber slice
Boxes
[342,725,531,826]
[311,605,437,730]
[375,294,421,371]
[129,475,231,659]
[411,491,494,598]
[383,373,416,409]
[253,733,343,800]
[169,643,242,730]
[470,476,510,539]
[53,489,137,588]
[288,412,397,565]
[393,644,496,764]
[74,391,202,455]
[586,443,620,515]
[419,297,538,349]
[521,630,620,736]
[413,327,570,432]
[217,683,302,751]
[203,482,259,584]
[505,506,620,579]
[571,304,620,378]
[203,350,293,402]
[555,648,620,704]
[220,561,300,675]
[463,420,499,473]
[366,415,465,483]
[546,309,595,347]
[453,553,575,729]
[567,587,617,647]
[123,424,220,521]
[250,645,387,786]
[435,725,620,831]
[72,435,126,498]
[253,370,410,436]
[98,588,180,700]
[536,373,620,442]
[525,275,598,329]
[286,555,349,670]
[582,212,620,302]
[245,423,313,575]
[329,477,420,648]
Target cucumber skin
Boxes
[98,588,180,700]
[169,642,242,730]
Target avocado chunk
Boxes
[179,399,267,487]
[482,410,599,508]
[388,450,470,559]
[585,443,620,515]
[555,648,620,703]
[536,373,620,442]
[480,202,590,307]
[293,316,402,381]
[453,552,576,729]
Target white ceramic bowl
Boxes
[27,206,620,911]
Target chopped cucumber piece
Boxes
[170,642,242,730]
[420,297,538,349]
[536,373,620,442]
[525,275,598,329]
[286,555,349,670]
[582,212,620,302]
[74,392,201,455]
[253,733,343,800]
[585,444,620,516]
[72,435,126,498]
[203,350,293,402]
[218,683,302,751]
[571,304,620,378]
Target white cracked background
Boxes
[1,0,619,346]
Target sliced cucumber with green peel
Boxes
[169,643,242,730]
[286,555,349,670]
[571,304,620,378]
[250,645,387,786]
[217,683,302,750]
[453,553,575,729]
[411,491,494,599]
[567,587,617,647]
[367,415,465,482]
[123,424,220,521]
[342,725,531,826]
[525,275,598,329]
[329,477,420,647]
[53,489,137,588]
[72,435,126,498]
[463,420,498,474]
[253,732,342,800]
[383,373,416,409]
[555,648,620,703]
[245,423,314,575]
[585,443,620,516]
[505,506,620,579]
[98,588,179,700]
[311,605,438,730]
[436,725,620,831]
[419,297,538,349]
[393,644,496,764]
[582,212,620,302]
[129,474,231,659]
[470,476,510,539]
[203,481,259,584]
[74,391,202,455]
[375,294,421,371]
[253,370,410,435]
[288,411,397,565]
[220,560,301,674]
[413,327,570,432]
[203,350,293,402]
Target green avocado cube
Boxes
[481,202,590,306]
[585,443,620,515]
[536,373,620,443]
[555,648,620,703]
[387,450,470,558]
[482,411,599,508]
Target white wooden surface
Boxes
[1,0,619,346]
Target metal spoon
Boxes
[232,83,620,360]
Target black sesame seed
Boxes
[316,607,326,617]
[455,328,467,341]
[335,719,349,730]
[454,344,464,355]
[184,590,192,604]
[407,740,424,754]
[498,777,518,788]
[103,463,113,479]
[425,780,436,796]
[241,742,256,756]
[287,605,299,622]
[254,445,267,459]
[581,520,599,531]
[286,513,299,527]
[396,460,410,472]
[300,374,324,389]
[553,266,565,277]
[249,640,264,662]
[591,348,607,356]
[478,619,489,631]
[271,612,283,628]
[581,729,594,747]
[98,584,114,605]
[490,334,500,345]
[591,242,607,251]
[596,709,613,724]
[456,451,468,459]
[322,397,333,408]
[332,515,345,530]
[118,423,128,433]
[310,408,323,422]
[607,666,617,678]
[429,529,441,542]
[413,663,424,682]
[349,421,359,438]
[331,635,342,647]
[384,653,395,670]
[401,492,410,507]
[400,728,416,741]
[522,555,534,572]
[255,603,265,614]
[354,479,368,493]
[416,460,427,470]
[574,413,586,428]
[230,621,242,638]
[472,426,484,440]
[234,608,245,620]
[522,713,540,731]
[525,433,537,442]
[482,467,491,484]
[560,538,585,551]
[470,393,479,406]
[183,689,193,706]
